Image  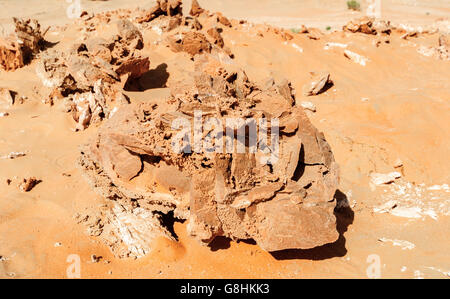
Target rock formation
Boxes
[0,18,45,71]
[78,53,340,255]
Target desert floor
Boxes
[0,0,449,278]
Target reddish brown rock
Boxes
[0,18,44,71]
[343,17,377,35]
[183,32,211,56]
[79,54,340,256]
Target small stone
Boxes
[300,101,316,112]
[90,254,102,263]
[19,177,39,192]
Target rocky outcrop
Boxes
[343,17,377,35]
[78,53,340,255]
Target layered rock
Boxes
[78,53,340,255]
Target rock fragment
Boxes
[136,0,183,23]
[370,172,401,185]
[344,50,369,66]
[302,71,332,96]
[216,13,232,27]
[190,0,206,17]
[343,17,377,35]
[19,177,39,192]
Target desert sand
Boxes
[0,0,449,279]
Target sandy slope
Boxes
[0,0,449,278]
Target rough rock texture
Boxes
[79,53,340,255]
[76,203,174,259]
[167,31,212,56]
[0,18,45,71]
[35,20,148,128]
[343,17,378,35]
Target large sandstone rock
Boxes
[79,53,340,255]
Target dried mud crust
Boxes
[78,50,340,255]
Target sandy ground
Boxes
[0,0,449,278]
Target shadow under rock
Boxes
[124,63,169,91]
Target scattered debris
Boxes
[343,17,377,35]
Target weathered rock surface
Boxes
[79,53,340,255]
[167,31,212,56]
[343,17,377,35]
[0,18,45,71]
[35,20,147,127]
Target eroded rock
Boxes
[343,17,377,35]
[0,18,45,71]
[79,54,340,256]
